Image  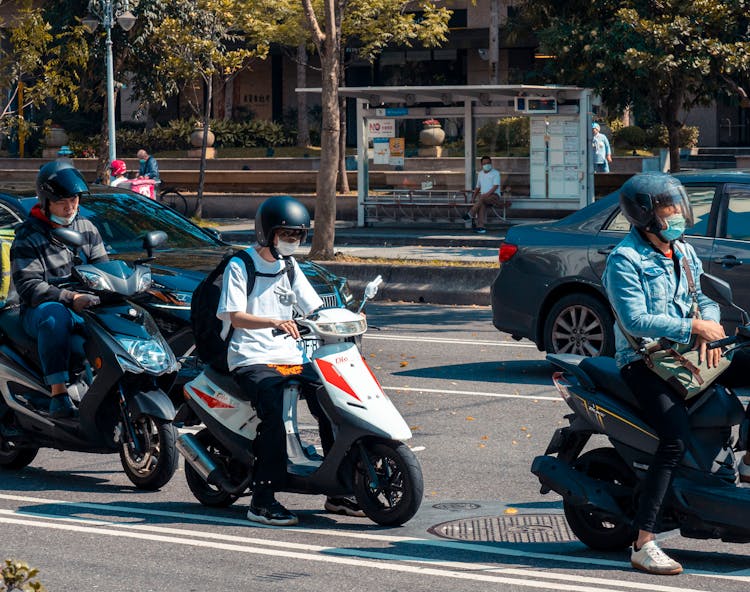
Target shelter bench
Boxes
[363,188,511,225]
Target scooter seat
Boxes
[204,365,242,397]
[0,306,37,358]
[579,357,641,409]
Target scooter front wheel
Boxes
[119,415,178,490]
[353,440,423,526]
[0,440,38,470]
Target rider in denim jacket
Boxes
[602,173,743,575]
[604,227,720,369]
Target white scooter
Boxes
[175,277,424,526]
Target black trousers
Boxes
[233,363,333,493]
[621,349,750,533]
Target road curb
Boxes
[316,261,497,306]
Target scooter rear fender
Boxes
[531,454,626,518]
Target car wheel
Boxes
[543,293,614,357]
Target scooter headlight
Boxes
[77,269,114,292]
[314,318,367,337]
[116,336,173,373]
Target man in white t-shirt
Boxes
[217,196,364,526]
[463,155,503,234]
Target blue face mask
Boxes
[50,212,76,226]
[482,163,492,172]
[661,214,686,241]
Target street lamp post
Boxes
[83,1,136,165]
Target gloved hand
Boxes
[71,292,100,313]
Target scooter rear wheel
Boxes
[353,440,423,526]
[0,440,38,470]
[119,415,178,490]
[184,429,240,508]
[563,447,637,551]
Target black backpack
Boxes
[190,249,295,373]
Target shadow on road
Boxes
[395,360,554,387]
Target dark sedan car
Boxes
[0,183,355,358]
[491,170,750,356]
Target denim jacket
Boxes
[602,228,720,368]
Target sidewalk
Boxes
[210,218,548,306]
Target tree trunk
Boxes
[667,121,681,173]
[194,75,212,219]
[337,46,349,193]
[296,44,310,147]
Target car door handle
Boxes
[597,245,615,255]
[714,256,743,267]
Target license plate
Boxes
[302,337,322,358]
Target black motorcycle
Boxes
[0,229,180,490]
[532,273,750,550]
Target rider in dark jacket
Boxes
[10,161,108,418]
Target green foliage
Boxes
[645,124,700,149]
[1,559,46,592]
[613,126,647,149]
[0,2,88,137]
[517,0,750,163]
[476,117,530,152]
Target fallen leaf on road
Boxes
[520,426,527,431]
[481,435,489,440]
[504,508,518,515]
[478,443,486,448]
[466,416,475,421]
[400,361,409,367]
[512,440,518,445]
[410,425,421,431]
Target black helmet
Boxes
[36,160,90,211]
[255,196,310,247]
[619,172,693,240]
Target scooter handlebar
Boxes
[271,322,310,338]
[708,335,737,349]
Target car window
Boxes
[603,185,715,237]
[724,184,750,240]
[0,202,23,229]
[79,193,221,252]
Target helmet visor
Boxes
[42,167,90,202]
[652,184,694,229]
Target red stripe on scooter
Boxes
[315,358,361,401]
[192,386,234,409]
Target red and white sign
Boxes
[368,119,395,138]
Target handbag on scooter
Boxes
[615,243,730,401]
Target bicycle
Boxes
[157,185,189,217]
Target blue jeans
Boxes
[22,302,78,386]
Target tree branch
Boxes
[301,0,325,48]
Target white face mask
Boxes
[276,239,299,257]
[50,213,76,226]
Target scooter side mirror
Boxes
[701,273,750,324]
[364,275,383,300]
[51,227,85,249]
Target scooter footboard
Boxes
[531,455,623,517]
[672,477,750,540]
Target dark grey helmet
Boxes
[255,195,310,247]
[619,173,693,239]
[36,160,90,211]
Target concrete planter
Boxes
[419,124,445,147]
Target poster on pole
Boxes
[368,119,396,138]
[373,137,390,164]
[388,137,405,166]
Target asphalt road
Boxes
[2,303,750,591]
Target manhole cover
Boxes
[428,514,578,543]
[432,502,482,511]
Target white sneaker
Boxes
[738,457,750,483]
[630,541,683,575]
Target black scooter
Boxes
[532,273,750,550]
[0,229,180,490]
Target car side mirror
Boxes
[142,230,168,259]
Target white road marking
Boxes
[0,493,738,585]
[383,385,560,401]
[365,334,537,348]
[0,509,717,592]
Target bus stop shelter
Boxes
[302,84,595,227]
